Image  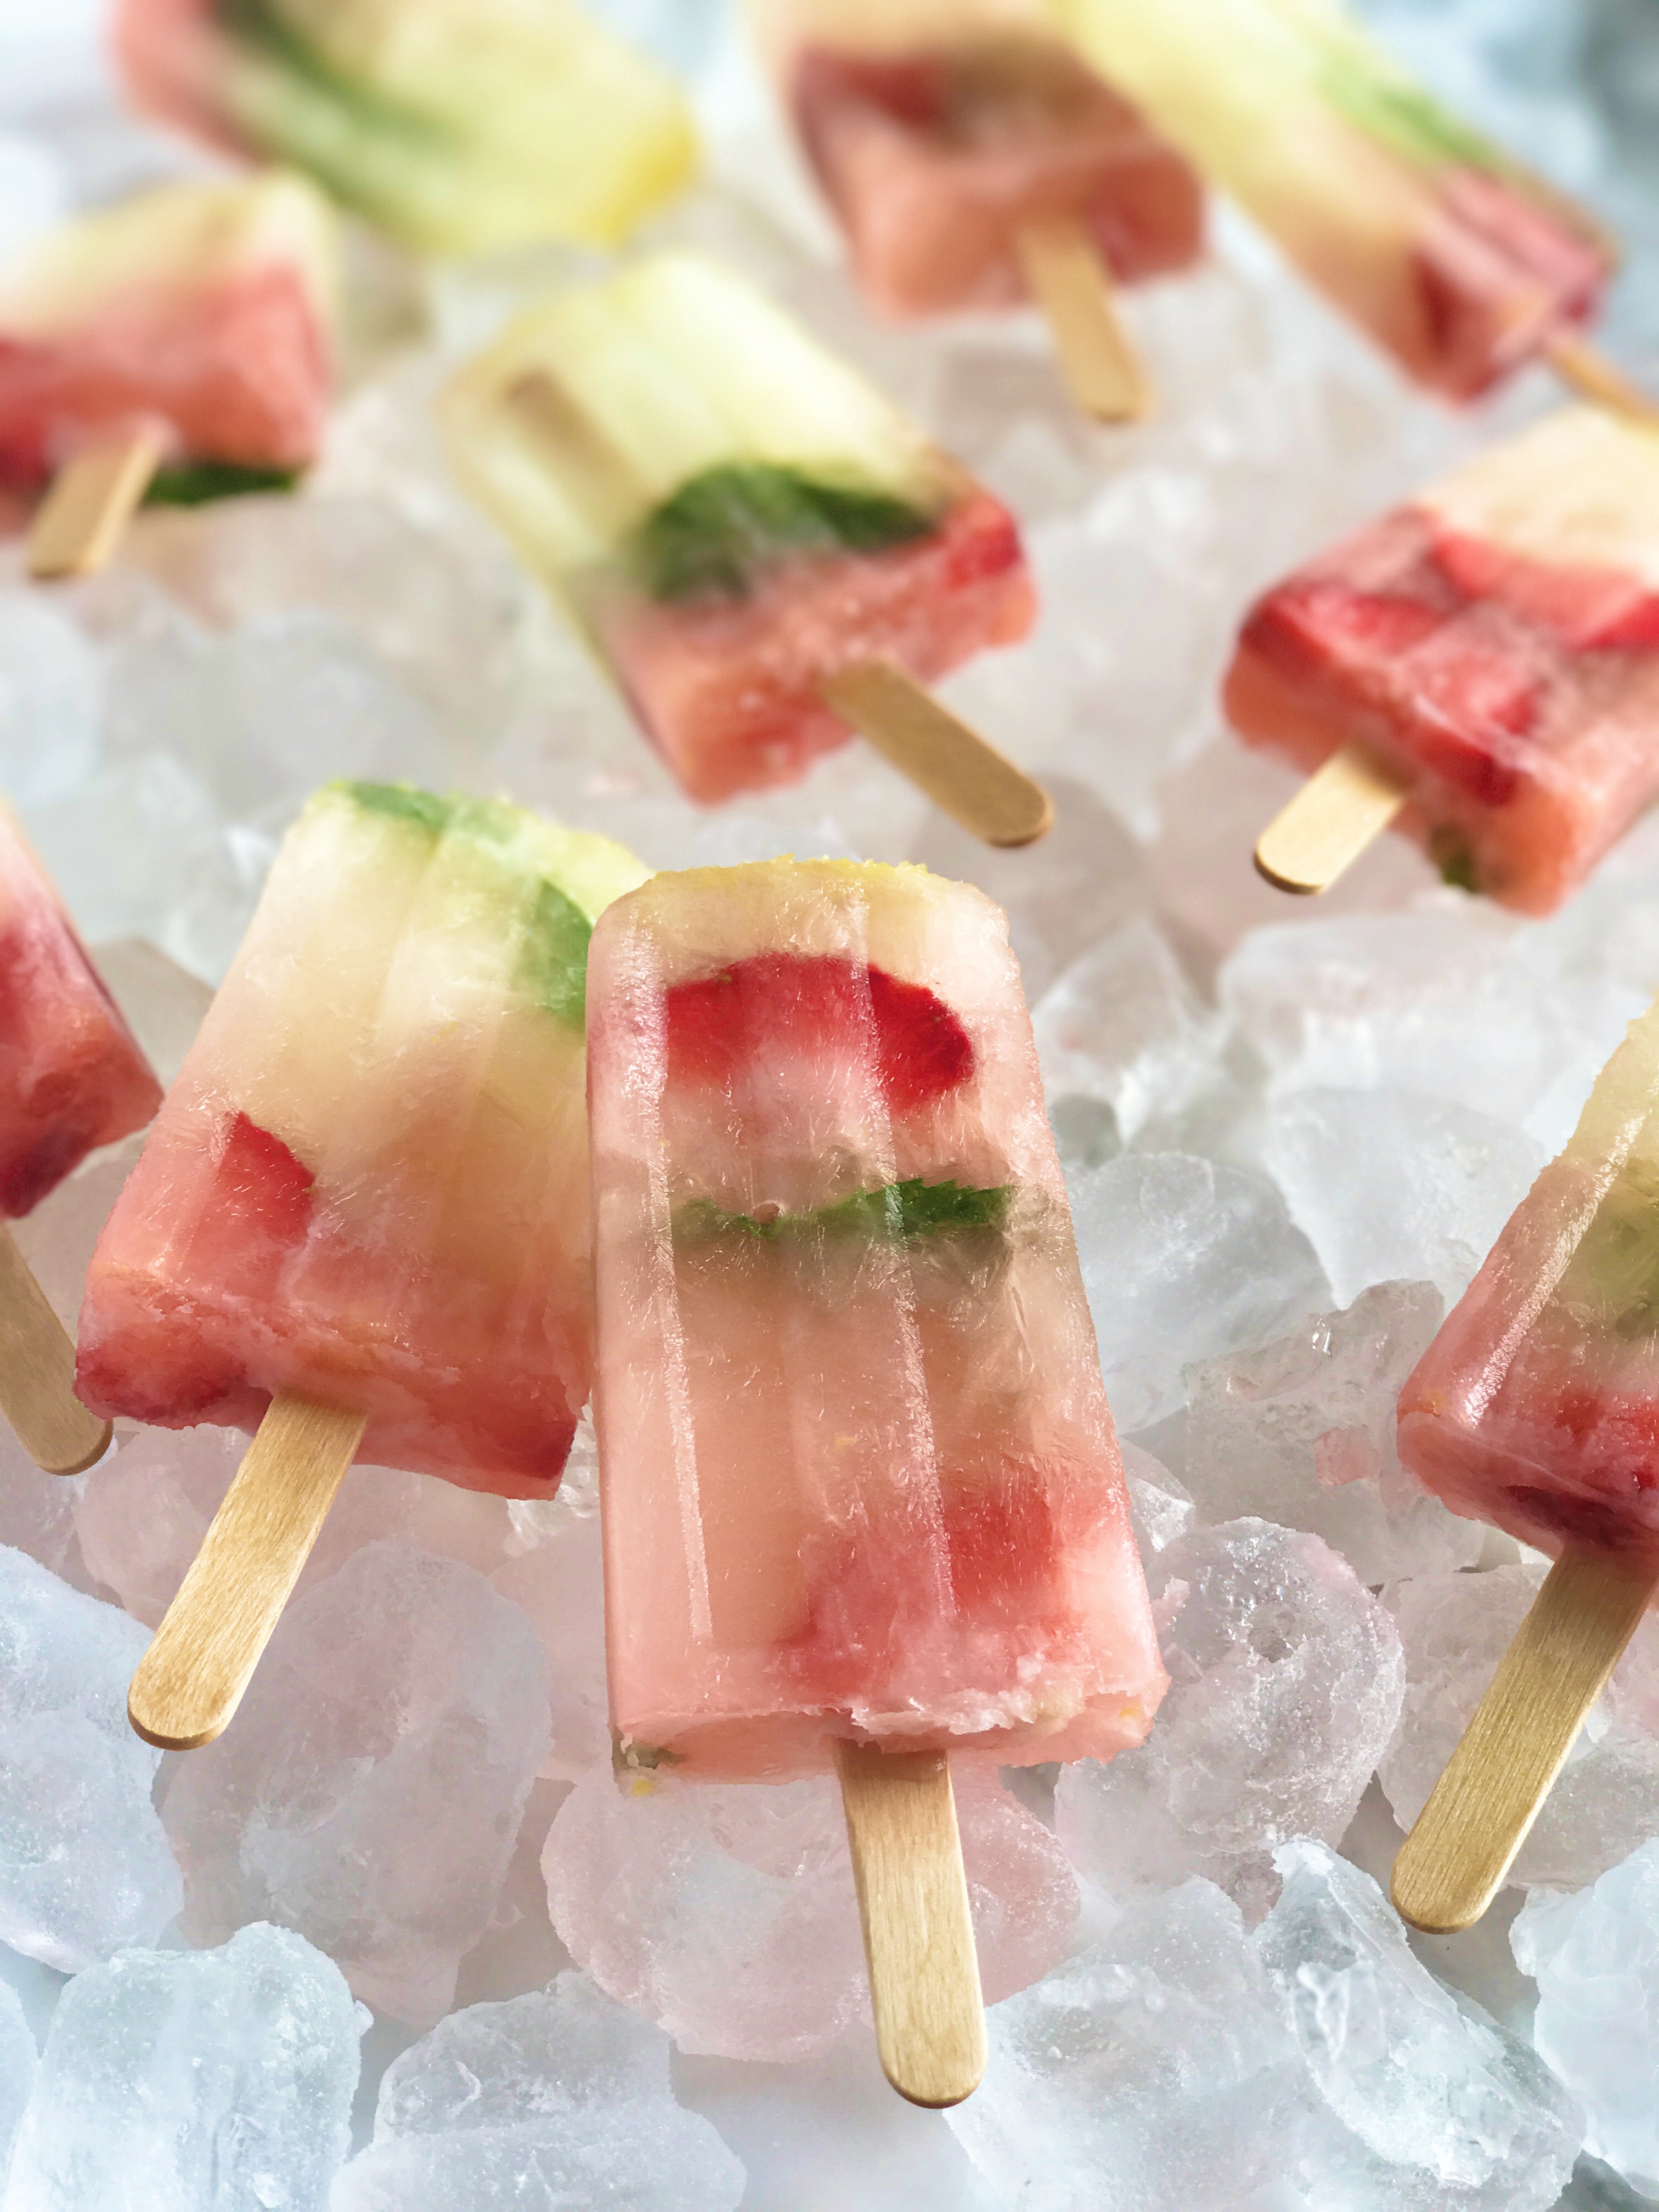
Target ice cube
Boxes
[1069,1152,1330,1432]
[491,1517,610,1782]
[0,1545,179,1972]
[331,1971,745,2212]
[1055,1520,1404,1916]
[0,590,102,808]
[84,938,213,1087]
[1121,1442,1194,1556]
[1139,1281,1483,1585]
[2,1921,362,2212]
[160,1542,550,2025]
[0,1980,36,2190]
[0,1423,87,1590]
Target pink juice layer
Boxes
[592,483,1034,805]
[0,812,161,1217]
[1226,413,1659,915]
[589,859,1165,1780]
[789,40,1203,317]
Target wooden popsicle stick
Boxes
[833,1739,986,2109]
[822,660,1053,849]
[1254,742,1410,895]
[1014,215,1149,424]
[1392,1549,1658,1935]
[1544,331,1659,432]
[0,1223,110,1475]
[27,431,163,582]
[127,1390,366,1751]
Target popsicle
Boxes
[113,0,697,259]
[588,856,1165,2102]
[1391,996,1659,1932]
[1053,0,1631,409]
[76,779,648,1749]
[442,251,1049,845]
[4,171,337,580]
[752,0,1204,420]
[1235,405,1659,912]
[0,808,161,1475]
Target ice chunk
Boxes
[1383,1569,1659,1893]
[1140,1282,1481,1584]
[0,591,102,807]
[3,1921,361,2212]
[1121,1442,1194,1556]
[332,1971,744,2212]
[1513,1841,1659,2194]
[544,1768,1076,2061]
[0,1546,179,1972]
[13,1133,146,1337]
[1055,1520,1404,1916]
[86,938,213,1088]
[1068,1152,1330,1431]
[491,1517,610,1782]
[1261,1840,1583,2212]
[0,1981,36,2191]
[1262,1088,1547,1309]
[161,1542,550,2025]
[0,1423,86,1589]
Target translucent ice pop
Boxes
[78,780,647,1747]
[1391,999,1659,1932]
[1236,407,1659,913]
[1054,0,1614,403]
[2,172,337,578]
[589,857,1163,2102]
[0,808,161,1475]
[443,252,1045,837]
[114,0,697,258]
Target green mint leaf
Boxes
[144,459,303,508]
[675,1177,1012,1246]
[631,462,936,603]
[336,781,454,838]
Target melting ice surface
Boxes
[0,0,1655,2204]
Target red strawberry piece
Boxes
[211,1110,315,1248]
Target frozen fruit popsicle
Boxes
[588,858,1165,2098]
[114,0,697,258]
[0,809,161,1476]
[442,251,1048,842]
[77,779,648,1748]
[1054,0,1616,404]
[752,0,1203,417]
[3,171,338,579]
[1235,407,1659,913]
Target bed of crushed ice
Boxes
[1,1,1658,2206]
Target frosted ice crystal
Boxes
[0,1981,35,2193]
[1055,1520,1404,1915]
[0,1547,178,1972]
[332,1971,744,2212]
[1514,1841,1659,2194]
[1120,1443,1194,1557]
[161,1542,549,2024]
[1142,1282,1483,1585]
[1068,1153,1330,1432]
[2,1921,361,2212]
[492,1515,610,1781]
[0,592,101,807]
[544,1767,1076,2061]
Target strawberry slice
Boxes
[207,1110,315,1251]
[665,952,973,1111]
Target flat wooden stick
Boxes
[1392,1549,1658,1935]
[822,660,1053,849]
[1545,331,1659,431]
[128,1390,366,1751]
[0,1223,110,1475]
[834,1740,986,2108]
[27,431,163,582]
[1015,215,1149,424]
[1254,742,1409,895]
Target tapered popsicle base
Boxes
[1254,741,1410,895]
[27,432,162,581]
[128,1390,366,1751]
[1014,214,1149,424]
[1392,1548,1659,1934]
[834,1739,986,2109]
[823,661,1053,850]
[0,1223,110,1476]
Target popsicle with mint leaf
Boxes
[76,779,648,1751]
[588,857,1165,2104]
[442,251,1051,845]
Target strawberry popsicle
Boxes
[0,172,336,506]
[1054,0,1613,402]
[589,857,1165,1784]
[1229,406,1659,914]
[753,0,1203,319]
[78,780,647,1497]
[442,251,1040,818]
[114,0,697,258]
